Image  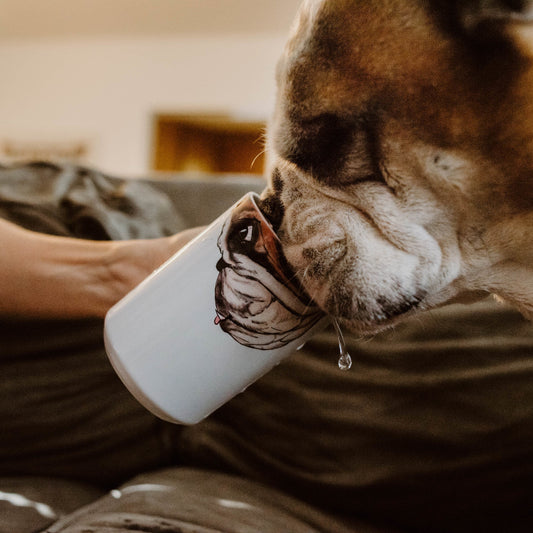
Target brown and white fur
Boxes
[262,0,533,334]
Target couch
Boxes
[1,162,533,533]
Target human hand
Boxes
[105,226,206,308]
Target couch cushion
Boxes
[177,300,533,533]
[46,468,384,533]
[0,476,102,533]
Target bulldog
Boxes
[261,0,533,335]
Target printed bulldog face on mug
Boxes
[214,194,322,349]
[104,192,326,425]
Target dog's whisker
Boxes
[250,149,266,171]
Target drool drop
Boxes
[331,318,352,371]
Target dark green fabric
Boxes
[0,317,179,486]
[1,163,533,532]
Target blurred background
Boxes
[0,0,301,177]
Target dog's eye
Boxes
[239,225,254,242]
[278,112,385,187]
[228,219,261,254]
[280,113,354,177]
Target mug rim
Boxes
[247,192,282,245]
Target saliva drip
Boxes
[331,318,352,371]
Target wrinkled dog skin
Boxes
[263,0,533,334]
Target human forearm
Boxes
[0,219,202,319]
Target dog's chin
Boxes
[302,281,427,336]
[331,303,421,336]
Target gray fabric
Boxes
[149,173,266,227]
[0,161,188,238]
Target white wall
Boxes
[0,33,287,176]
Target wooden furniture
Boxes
[152,114,266,175]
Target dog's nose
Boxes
[216,257,230,272]
[259,171,285,231]
[259,193,284,232]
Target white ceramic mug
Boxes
[104,192,326,424]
